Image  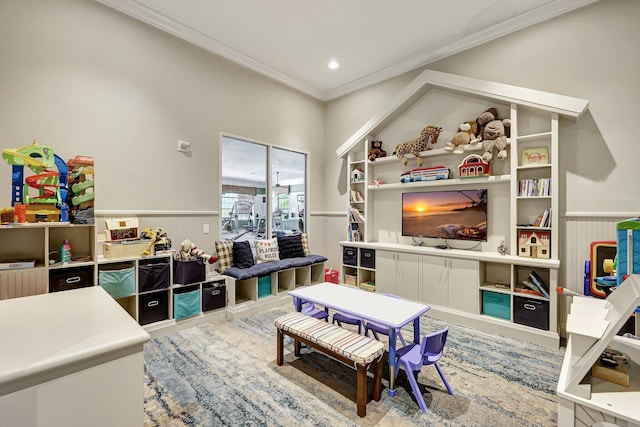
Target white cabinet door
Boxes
[421,254,449,308]
[396,252,420,301]
[375,250,397,295]
[447,258,479,314]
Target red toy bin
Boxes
[324,268,339,284]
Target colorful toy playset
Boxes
[616,217,640,286]
[1,141,94,224]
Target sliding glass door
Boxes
[221,135,306,243]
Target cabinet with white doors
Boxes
[336,70,589,347]
[422,254,479,314]
[375,250,421,300]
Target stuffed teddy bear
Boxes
[368,140,387,161]
[444,121,478,154]
[177,238,218,264]
[474,109,511,161]
[393,125,442,166]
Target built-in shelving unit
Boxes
[0,222,228,333]
[337,69,589,348]
[225,262,326,319]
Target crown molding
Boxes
[95,0,599,102]
[94,0,325,100]
[324,0,600,100]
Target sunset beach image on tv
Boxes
[402,189,488,241]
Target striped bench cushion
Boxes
[275,311,384,364]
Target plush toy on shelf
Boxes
[177,238,218,264]
[474,108,511,161]
[444,121,478,154]
[140,227,171,256]
[393,125,442,166]
[368,140,387,161]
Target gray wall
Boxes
[1,0,639,288]
[324,0,640,274]
[0,0,324,215]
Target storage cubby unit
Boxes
[115,294,137,319]
[48,224,95,264]
[138,258,171,292]
[49,265,95,293]
[1,223,96,300]
[340,246,377,291]
[479,262,512,292]
[278,269,295,292]
[336,70,586,348]
[310,263,325,284]
[98,261,136,299]
[235,278,257,305]
[258,275,272,298]
[173,284,201,320]
[224,261,326,319]
[294,266,311,287]
[1,221,230,331]
[138,289,170,326]
[202,280,226,312]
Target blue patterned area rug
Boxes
[143,304,563,426]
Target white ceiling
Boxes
[96,0,598,101]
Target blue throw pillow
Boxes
[277,234,305,259]
[232,241,255,269]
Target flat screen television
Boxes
[402,189,488,241]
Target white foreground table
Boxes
[289,282,431,395]
[0,286,151,427]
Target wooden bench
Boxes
[275,311,385,417]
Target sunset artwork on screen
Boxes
[402,189,488,241]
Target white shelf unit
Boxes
[347,150,368,242]
[224,262,326,319]
[97,255,229,330]
[0,223,96,300]
[557,275,640,426]
[0,222,228,332]
[336,69,589,348]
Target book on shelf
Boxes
[521,280,544,296]
[533,215,543,227]
[527,270,550,298]
[544,208,552,227]
[514,287,543,297]
[539,209,549,227]
[518,178,551,197]
[348,223,362,242]
[349,206,365,222]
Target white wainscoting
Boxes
[559,212,636,335]
[95,210,219,256]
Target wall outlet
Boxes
[178,140,191,153]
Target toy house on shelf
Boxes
[557,275,640,426]
[458,154,491,178]
[350,168,364,183]
[518,229,551,259]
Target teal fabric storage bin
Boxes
[99,266,135,299]
[482,290,510,320]
[258,275,271,298]
[173,285,201,320]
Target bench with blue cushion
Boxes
[223,254,327,281]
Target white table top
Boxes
[289,282,430,328]
[0,287,150,392]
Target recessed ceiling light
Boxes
[328,60,340,70]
